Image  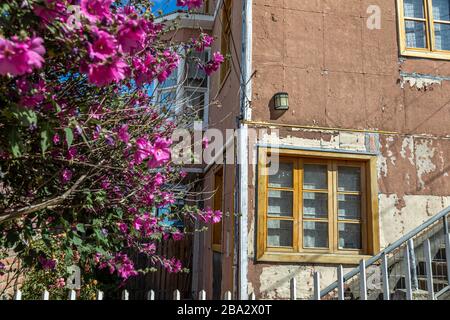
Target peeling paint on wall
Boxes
[415,140,437,189]
[399,72,450,90]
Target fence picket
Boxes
[404,243,413,300]
[13,290,22,300]
[224,291,232,300]
[313,272,320,300]
[68,289,76,300]
[337,265,344,301]
[42,290,49,300]
[96,291,104,300]
[147,290,155,300]
[381,253,390,300]
[446,234,450,288]
[359,260,367,300]
[290,277,297,300]
[424,239,435,300]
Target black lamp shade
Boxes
[274,92,289,110]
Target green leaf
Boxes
[40,127,51,155]
[64,127,74,148]
[72,235,82,246]
[76,224,86,233]
[8,127,21,157]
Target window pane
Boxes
[186,51,208,87]
[405,20,427,48]
[434,23,450,50]
[268,190,293,217]
[268,220,293,247]
[338,194,361,220]
[303,222,328,248]
[303,192,328,219]
[303,164,327,190]
[184,90,206,121]
[433,0,450,21]
[268,163,293,188]
[339,223,362,249]
[404,0,425,18]
[338,166,361,192]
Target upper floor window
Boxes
[398,0,450,59]
[257,149,380,264]
[156,48,210,128]
[220,0,232,83]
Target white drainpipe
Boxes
[238,0,253,300]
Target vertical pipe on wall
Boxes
[238,0,253,301]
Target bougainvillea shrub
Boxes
[0,0,223,295]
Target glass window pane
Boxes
[184,89,206,120]
[433,0,450,21]
[268,190,293,217]
[303,222,328,248]
[434,23,450,50]
[303,164,327,190]
[404,0,425,18]
[186,51,208,87]
[405,20,427,48]
[338,194,361,220]
[303,192,328,219]
[339,223,362,249]
[338,166,361,192]
[269,163,293,188]
[268,220,293,247]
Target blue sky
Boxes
[152,0,183,15]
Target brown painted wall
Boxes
[247,0,450,299]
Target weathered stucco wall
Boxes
[249,0,450,299]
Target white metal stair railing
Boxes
[313,206,450,300]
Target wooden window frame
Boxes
[220,0,232,84]
[397,0,450,60]
[257,148,380,265]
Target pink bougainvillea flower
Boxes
[147,137,172,169]
[172,230,184,241]
[86,58,128,87]
[52,133,60,145]
[134,137,152,165]
[177,0,203,10]
[0,261,5,276]
[117,19,148,53]
[0,36,45,76]
[38,256,57,270]
[66,147,77,160]
[80,0,113,23]
[117,124,130,143]
[199,52,224,76]
[60,168,73,184]
[33,0,67,23]
[117,223,128,234]
[193,33,214,52]
[202,136,209,149]
[87,29,117,61]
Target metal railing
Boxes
[315,206,450,300]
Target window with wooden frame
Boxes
[397,0,450,60]
[220,0,232,83]
[257,149,380,264]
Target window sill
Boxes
[257,252,372,265]
[401,49,450,61]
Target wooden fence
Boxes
[125,234,193,300]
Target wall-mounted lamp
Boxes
[273,92,289,110]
